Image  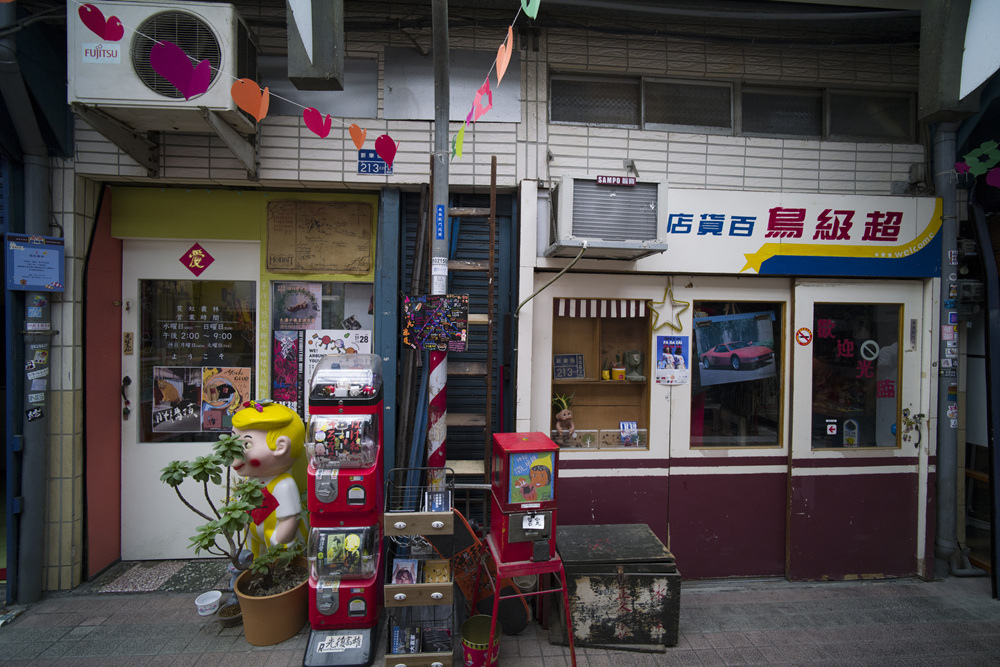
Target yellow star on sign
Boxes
[648,282,690,333]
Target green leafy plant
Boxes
[160,432,260,572]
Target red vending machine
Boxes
[304,354,384,667]
[490,432,560,563]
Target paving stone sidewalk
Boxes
[1,570,998,665]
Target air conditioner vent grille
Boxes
[571,180,659,241]
[131,11,222,98]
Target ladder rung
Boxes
[448,260,489,271]
[448,207,492,217]
[468,313,489,325]
[447,459,485,477]
[448,361,488,376]
[447,413,486,427]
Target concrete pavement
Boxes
[1,564,998,665]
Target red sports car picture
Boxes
[700,341,773,370]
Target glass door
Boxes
[788,280,927,580]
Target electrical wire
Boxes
[513,242,587,317]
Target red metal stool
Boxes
[472,533,577,667]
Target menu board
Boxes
[266,201,373,274]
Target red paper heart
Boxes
[303,107,332,138]
[349,124,367,150]
[375,134,399,168]
[987,167,1000,189]
[231,79,270,122]
[150,41,211,100]
[79,4,124,41]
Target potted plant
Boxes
[160,401,311,646]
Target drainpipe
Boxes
[0,3,54,602]
[933,123,986,578]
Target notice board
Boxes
[266,201,373,274]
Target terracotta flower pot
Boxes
[234,557,309,646]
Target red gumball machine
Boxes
[490,432,560,563]
[304,354,384,667]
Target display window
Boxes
[690,301,784,448]
[269,281,374,420]
[809,303,901,448]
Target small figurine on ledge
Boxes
[552,393,576,443]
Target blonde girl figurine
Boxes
[230,401,308,557]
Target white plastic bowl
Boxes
[195,590,222,616]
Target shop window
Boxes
[690,302,784,448]
[550,298,650,450]
[742,87,822,137]
[810,303,900,448]
[140,279,257,442]
[550,75,641,126]
[270,281,374,418]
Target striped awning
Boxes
[554,298,648,318]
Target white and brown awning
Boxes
[553,298,648,318]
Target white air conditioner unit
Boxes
[67,1,258,134]
[545,176,669,260]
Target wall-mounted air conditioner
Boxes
[67,1,258,134]
[545,176,668,260]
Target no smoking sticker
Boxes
[796,327,812,346]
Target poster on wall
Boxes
[151,367,202,432]
[272,330,305,415]
[273,282,322,330]
[266,200,373,274]
[693,311,777,387]
[201,367,252,431]
[401,294,469,352]
[655,335,690,385]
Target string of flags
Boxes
[74,0,544,169]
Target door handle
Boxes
[121,375,132,419]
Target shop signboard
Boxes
[657,190,941,278]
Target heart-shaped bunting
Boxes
[150,41,211,100]
[303,107,332,138]
[521,0,541,19]
[472,80,493,122]
[496,27,513,86]
[349,124,367,150]
[79,4,124,41]
[231,79,270,122]
[375,134,399,169]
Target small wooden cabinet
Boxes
[551,313,650,450]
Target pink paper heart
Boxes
[79,4,124,41]
[150,41,211,100]
[987,167,1000,189]
[303,107,332,138]
[472,79,493,121]
[349,124,367,150]
[375,134,399,169]
[496,27,513,86]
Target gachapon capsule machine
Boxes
[304,354,384,667]
[490,432,560,563]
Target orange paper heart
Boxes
[231,79,269,122]
[496,27,513,86]
[349,124,367,150]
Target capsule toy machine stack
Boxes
[304,354,384,667]
[490,432,560,563]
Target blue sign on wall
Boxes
[6,233,65,292]
[357,150,393,175]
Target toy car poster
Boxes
[508,451,555,504]
[401,294,469,352]
[693,310,777,387]
[655,335,690,385]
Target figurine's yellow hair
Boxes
[232,403,305,461]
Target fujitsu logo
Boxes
[81,43,121,63]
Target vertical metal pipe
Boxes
[427,0,449,488]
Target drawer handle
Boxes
[432,663,444,667]
[430,592,443,600]
[393,521,407,530]
[393,593,407,601]
[431,521,444,529]
[394,663,407,667]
